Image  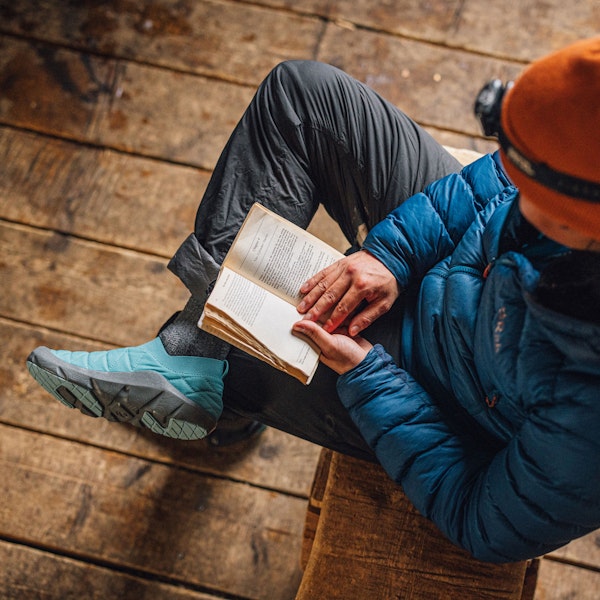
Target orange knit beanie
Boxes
[500,37,600,242]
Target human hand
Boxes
[292,319,373,374]
[296,250,399,336]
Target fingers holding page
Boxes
[292,319,372,375]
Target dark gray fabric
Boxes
[169,60,461,293]
[167,60,461,458]
[159,296,229,360]
[167,234,220,300]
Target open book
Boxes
[199,203,343,384]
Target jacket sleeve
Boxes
[337,345,600,563]
[362,152,513,288]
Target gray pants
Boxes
[168,61,461,459]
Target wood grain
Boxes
[0,127,205,257]
[0,424,306,599]
[1,540,223,600]
[297,451,529,600]
[0,0,325,86]
[0,220,187,345]
[246,0,600,62]
[533,559,600,600]
[0,36,254,169]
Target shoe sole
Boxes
[26,347,216,441]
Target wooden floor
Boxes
[1,1,599,598]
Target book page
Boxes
[200,267,320,383]
[223,203,343,305]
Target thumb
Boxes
[292,319,333,353]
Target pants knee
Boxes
[268,59,339,84]
[262,60,344,110]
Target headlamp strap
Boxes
[498,130,600,203]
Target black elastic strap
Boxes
[499,130,600,203]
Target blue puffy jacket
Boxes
[337,151,600,562]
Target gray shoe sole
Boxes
[26,347,216,440]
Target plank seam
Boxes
[542,554,600,575]
[0,534,251,600]
[0,419,311,500]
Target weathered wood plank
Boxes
[249,0,599,62]
[297,452,528,600]
[0,126,351,264]
[1,540,223,600]
[251,0,464,46]
[0,37,111,141]
[0,0,324,86]
[3,0,595,77]
[533,558,600,600]
[0,36,254,169]
[0,424,305,599]
[450,0,600,62]
[317,22,525,137]
[546,530,600,572]
[0,219,187,345]
[0,34,512,169]
[0,317,320,496]
[0,127,205,257]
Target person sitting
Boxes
[27,37,600,563]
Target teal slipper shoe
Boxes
[26,337,228,441]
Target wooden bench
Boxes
[297,448,539,599]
